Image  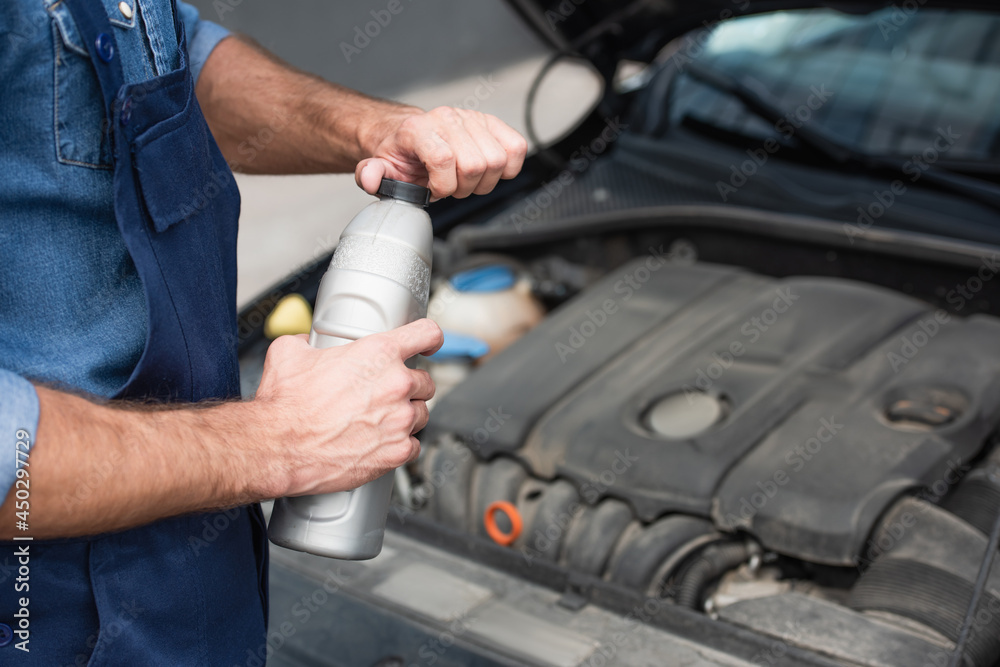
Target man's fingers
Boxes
[463,115,511,196]
[411,400,430,435]
[388,319,444,359]
[485,114,529,180]
[406,436,422,463]
[433,112,489,199]
[361,107,528,201]
[408,369,435,401]
[413,130,459,200]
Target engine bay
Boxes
[403,225,1000,667]
[239,210,1000,667]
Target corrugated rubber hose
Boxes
[674,541,752,609]
[949,507,1000,667]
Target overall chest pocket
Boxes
[47,0,155,169]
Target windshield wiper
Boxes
[684,61,1000,214]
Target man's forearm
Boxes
[0,386,273,540]
[196,32,527,197]
[196,35,417,174]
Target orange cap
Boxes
[484,501,522,547]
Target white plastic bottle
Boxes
[267,178,433,560]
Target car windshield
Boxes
[669,8,1000,173]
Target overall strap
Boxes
[62,0,127,120]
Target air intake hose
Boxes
[674,541,753,609]
[944,449,1000,537]
[848,498,1000,667]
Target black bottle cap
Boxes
[377,178,431,207]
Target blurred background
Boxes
[186,0,603,306]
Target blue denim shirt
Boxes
[0,1,229,502]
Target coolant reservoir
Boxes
[424,330,490,410]
[427,265,544,359]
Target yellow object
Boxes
[264,294,313,339]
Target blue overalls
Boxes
[1,0,269,663]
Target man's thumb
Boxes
[355,158,387,194]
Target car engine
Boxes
[410,257,1000,667]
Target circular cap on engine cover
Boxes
[646,392,725,439]
[377,177,431,207]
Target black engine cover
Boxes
[424,260,1000,565]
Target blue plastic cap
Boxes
[428,330,491,362]
[450,265,516,293]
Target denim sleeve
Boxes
[176,1,231,83]
[1,371,39,504]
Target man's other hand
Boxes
[254,318,444,498]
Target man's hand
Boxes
[0,320,443,540]
[355,106,527,200]
[255,319,443,498]
[196,37,527,198]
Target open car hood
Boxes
[504,0,1000,73]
